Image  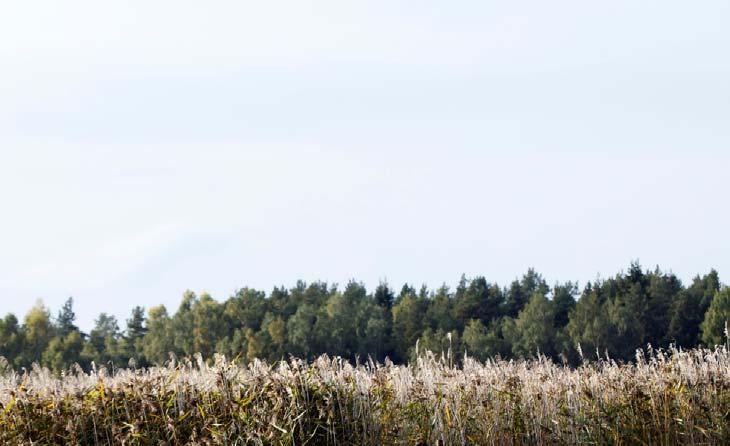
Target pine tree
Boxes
[668,271,720,347]
[56,297,78,337]
[552,282,577,328]
[374,281,395,308]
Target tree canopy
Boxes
[1,263,727,371]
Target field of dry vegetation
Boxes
[1,346,729,445]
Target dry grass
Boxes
[1,346,729,445]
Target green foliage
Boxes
[373,281,395,309]
[502,269,549,318]
[0,263,725,372]
[645,270,682,346]
[567,284,611,359]
[552,281,577,328]
[122,306,147,365]
[392,287,427,362]
[43,331,84,371]
[452,276,503,330]
[286,302,319,359]
[669,271,720,347]
[0,314,24,368]
[18,301,54,367]
[606,282,647,358]
[55,297,78,337]
[508,293,556,358]
[142,305,173,365]
[463,319,511,361]
[701,287,730,346]
[81,313,125,367]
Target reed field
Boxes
[1,346,729,445]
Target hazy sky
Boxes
[1,1,728,331]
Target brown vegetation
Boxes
[1,346,729,445]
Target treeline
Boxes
[1,263,729,371]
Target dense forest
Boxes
[1,262,729,371]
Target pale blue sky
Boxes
[1,1,728,331]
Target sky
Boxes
[1,1,729,331]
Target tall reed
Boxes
[1,346,728,445]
